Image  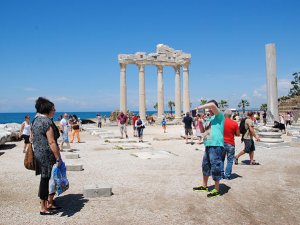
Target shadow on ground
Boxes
[0,152,5,156]
[0,144,17,150]
[55,194,88,217]
[208,184,231,195]
[241,160,261,165]
[230,173,243,180]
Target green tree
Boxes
[218,100,228,110]
[201,99,207,105]
[260,103,267,111]
[288,72,300,97]
[168,100,175,115]
[153,102,158,112]
[238,99,250,114]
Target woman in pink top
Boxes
[195,114,204,144]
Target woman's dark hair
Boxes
[207,99,218,108]
[35,97,54,114]
[73,114,78,121]
[25,115,30,119]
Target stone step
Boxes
[66,163,84,171]
[63,153,80,159]
[83,184,112,198]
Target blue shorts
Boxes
[202,146,224,181]
[244,139,255,153]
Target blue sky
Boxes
[0,0,299,113]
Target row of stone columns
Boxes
[120,63,190,121]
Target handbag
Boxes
[24,143,35,170]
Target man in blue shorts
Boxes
[193,100,225,197]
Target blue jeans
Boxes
[202,146,223,181]
[221,143,235,179]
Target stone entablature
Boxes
[118,44,191,66]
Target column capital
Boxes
[173,65,180,73]
[137,64,145,71]
[157,65,163,73]
[120,63,127,71]
[182,62,189,71]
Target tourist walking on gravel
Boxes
[234,111,260,165]
[135,115,145,142]
[70,114,81,143]
[59,113,70,150]
[193,100,224,198]
[117,111,128,139]
[32,97,62,215]
[222,109,240,179]
[182,112,194,144]
[19,115,31,153]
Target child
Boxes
[162,118,167,133]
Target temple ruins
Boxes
[118,44,191,122]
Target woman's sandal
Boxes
[40,211,55,215]
[251,160,260,165]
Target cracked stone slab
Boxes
[131,150,175,159]
[114,143,152,150]
[104,138,137,144]
[153,137,182,141]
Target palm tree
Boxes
[201,99,207,105]
[260,103,267,111]
[238,99,250,114]
[153,102,158,112]
[218,100,228,110]
[168,100,175,115]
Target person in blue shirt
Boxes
[193,100,225,198]
[161,118,167,133]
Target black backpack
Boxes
[239,118,247,142]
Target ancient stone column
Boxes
[157,65,164,122]
[183,63,190,114]
[265,43,279,123]
[174,65,181,120]
[138,64,146,120]
[120,63,127,113]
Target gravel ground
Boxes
[0,124,299,225]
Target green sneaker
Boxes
[193,185,208,192]
[207,189,221,198]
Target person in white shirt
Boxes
[59,113,70,150]
[19,115,31,153]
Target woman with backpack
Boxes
[135,115,145,142]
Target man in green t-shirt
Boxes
[193,100,225,198]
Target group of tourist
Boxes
[22,96,295,216]
[117,112,145,142]
[185,100,263,198]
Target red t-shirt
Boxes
[132,116,137,126]
[224,118,239,145]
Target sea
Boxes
[0,111,157,124]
